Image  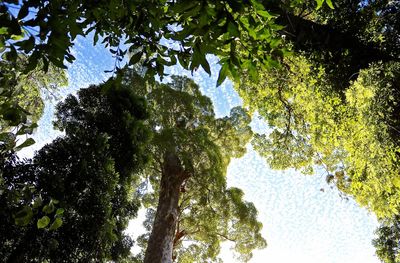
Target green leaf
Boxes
[49,217,63,230]
[393,177,400,188]
[247,61,258,81]
[217,62,229,86]
[93,33,99,46]
[11,34,24,41]
[55,208,64,216]
[0,27,8,35]
[37,216,50,229]
[227,21,240,37]
[257,10,274,20]
[15,138,35,151]
[15,37,35,53]
[326,0,334,9]
[48,56,67,69]
[250,0,264,10]
[129,51,142,65]
[171,0,198,13]
[14,206,33,226]
[200,58,211,75]
[43,202,55,214]
[0,132,12,141]
[316,0,324,10]
[192,44,211,75]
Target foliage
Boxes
[0,0,333,86]
[0,56,67,155]
[0,79,150,262]
[128,73,266,262]
[309,0,399,56]
[373,215,400,263]
[237,55,400,219]
[262,0,399,91]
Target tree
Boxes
[373,215,400,263]
[237,54,400,218]
[123,73,266,263]
[0,79,150,262]
[262,0,399,88]
[232,2,400,259]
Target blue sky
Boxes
[23,35,381,263]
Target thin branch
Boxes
[215,233,236,242]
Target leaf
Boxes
[248,61,258,81]
[0,27,8,35]
[20,122,38,135]
[192,44,211,75]
[200,57,211,75]
[316,0,324,10]
[37,216,50,229]
[217,62,229,86]
[129,51,142,65]
[14,206,33,226]
[93,33,99,46]
[250,0,264,10]
[15,138,35,151]
[55,208,64,216]
[48,55,67,69]
[18,5,29,19]
[257,10,274,20]
[42,202,55,214]
[0,132,11,142]
[326,0,334,9]
[393,177,400,188]
[11,34,24,41]
[24,50,40,73]
[170,0,198,13]
[49,218,63,230]
[227,21,240,37]
[15,37,35,53]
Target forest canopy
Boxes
[1,0,400,262]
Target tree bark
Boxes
[143,152,188,263]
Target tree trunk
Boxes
[143,152,188,263]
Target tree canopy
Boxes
[0,79,150,262]
[0,0,339,84]
[1,0,400,262]
[238,54,400,218]
[0,56,67,155]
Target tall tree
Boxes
[0,79,150,262]
[123,73,266,263]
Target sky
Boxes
[21,35,381,263]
